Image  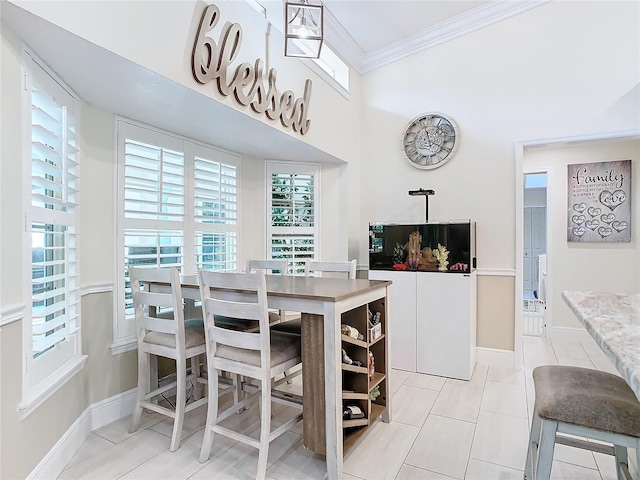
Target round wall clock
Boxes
[402,112,458,169]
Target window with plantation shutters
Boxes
[266,163,319,274]
[22,51,86,414]
[115,121,239,346]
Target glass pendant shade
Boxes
[285,1,324,58]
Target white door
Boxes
[531,207,546,290]
[523,208,532,290]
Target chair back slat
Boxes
[199,269,270,362]
[134,290,176,309]
[305,259,357,279]
[210,325,261,350]
[140,315,177,334]
[246,258,288,275]
[205,297,263,321]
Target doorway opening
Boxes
[523,172,547,337]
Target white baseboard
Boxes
[91,388,137,430]
[546,326,591,343]
[27,407,92,480]
[476,346,515,368]
[28,388,137,479]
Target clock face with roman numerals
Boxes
[402,113,458,169]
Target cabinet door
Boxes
[416,273,475,380]
[369,270,416,372]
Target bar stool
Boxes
[525,365,640,480]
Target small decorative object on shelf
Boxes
[341,324,364,341]
[392,243,405,265]
[450,262,468,272]
[434,243,450,271]
[368,310,382,342]
[343,405,365,420]
[369,385,380,401]
[342,348,362,367]
[368,352,375,380]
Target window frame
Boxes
[265,162,320,274]
[20,48,87,418]
[113,119,241,351]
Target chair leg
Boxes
[192,355,202,401]
[536,419,557,480]
[614,445,628,480]
[170,356,187,452]
[525,412,542,480]
[129,350,148,434]
[256,378,271,480]
[199,367,219,463]
[234,374,245,414]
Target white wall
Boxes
[1,2,359,477]
[358,0,639,349]
[10,0,361,166]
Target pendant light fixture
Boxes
[284,0,324,59]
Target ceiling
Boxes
[1,0,548,162]
[323,0,488,53]
[319,0,548,72]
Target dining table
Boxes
[153,273,392,479]
[562,290,640,400]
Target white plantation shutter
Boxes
[124,140,184,221]
[116,121,240,343]
[267,163,319,274]
[194,152,238,272]
[24,51,84,396]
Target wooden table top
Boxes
[179,274,391,303]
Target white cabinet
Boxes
[369,270,416,372]
[369,270,477,380]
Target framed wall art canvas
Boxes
[567,159,631,242]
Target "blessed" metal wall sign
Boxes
[192,4,312,135]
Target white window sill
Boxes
[18,354,87,419]
[110,338,137,355]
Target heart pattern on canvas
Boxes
[571,215,586,225]
[585,219,599,230]
[587,207,601,217]
[612,221,628,232]
[599,190,626,211]
[572,202,587,213]
[598,227,613,238]
[600,213,615,224]
[572,227,586,237]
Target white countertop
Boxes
[562,290,640,401]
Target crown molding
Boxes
[325,0,550,75]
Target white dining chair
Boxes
[128,266,208,452]
[304,259,357,279]
[272,259,357,336]
[198,269,303,480]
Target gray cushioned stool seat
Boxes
[533,365,640,438]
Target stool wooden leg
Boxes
[536,419,558,480]
[525,412,542,480]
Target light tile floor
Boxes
[59,336,639,479]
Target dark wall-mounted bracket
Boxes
[408,188,435,222]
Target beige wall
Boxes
[477,276,516,350]
[523,139,640,330]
